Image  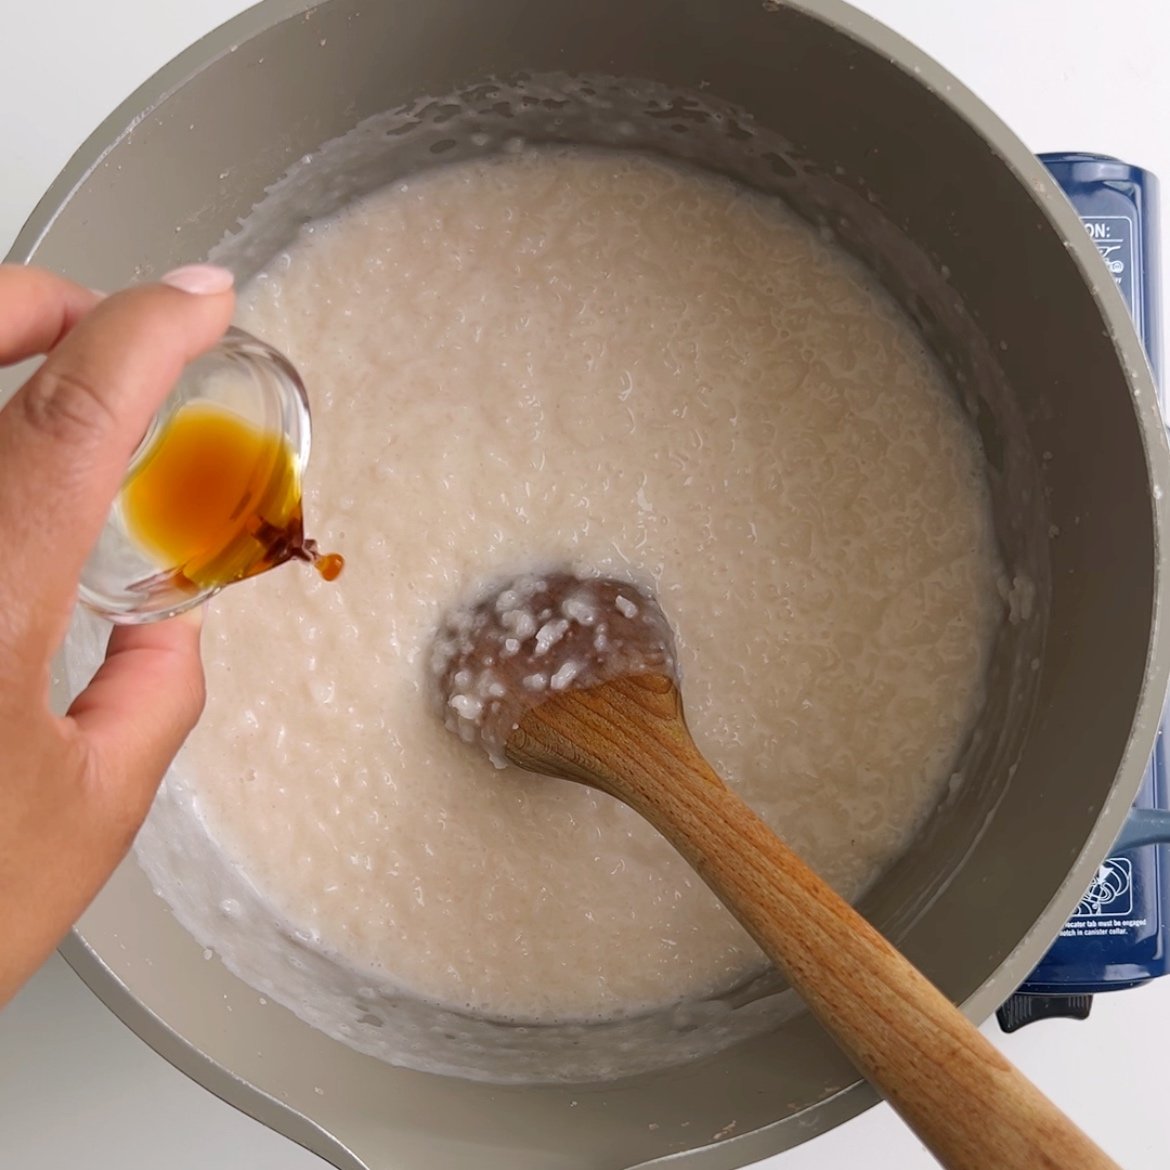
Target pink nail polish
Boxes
[160,264,235,295]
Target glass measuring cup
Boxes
[80,327,314,624]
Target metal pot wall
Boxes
[9,0,1170,1166]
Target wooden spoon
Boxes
[432,572,1121,1170]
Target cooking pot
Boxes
[8,0,1170,1165]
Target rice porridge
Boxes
[166,149,1002,1033]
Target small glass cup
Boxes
[79,327,312,625]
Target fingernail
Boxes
[160,264,234,295]
[87,287,107,299]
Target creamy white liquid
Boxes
[175,149,1002,1029]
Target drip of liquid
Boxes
[122,401,344,590]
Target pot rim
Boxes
[12,1,1170,1167]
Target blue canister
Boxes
[998,154,1168,1031]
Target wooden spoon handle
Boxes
[511,674,1121,1170]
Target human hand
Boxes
[0,263,235,1005]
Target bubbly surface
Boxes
[433,572,678,765]
[178,149,1002,1025]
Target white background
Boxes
[2,1,1170,1167]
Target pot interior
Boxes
[22,1,1163,1167]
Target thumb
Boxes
[67,609,206,834]
[0,265,235,641]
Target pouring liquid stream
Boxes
[121,401,344,591]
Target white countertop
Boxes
[2,1,1170,1167]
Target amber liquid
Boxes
[122,402,343,591]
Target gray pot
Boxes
[10,0,1170,1166]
